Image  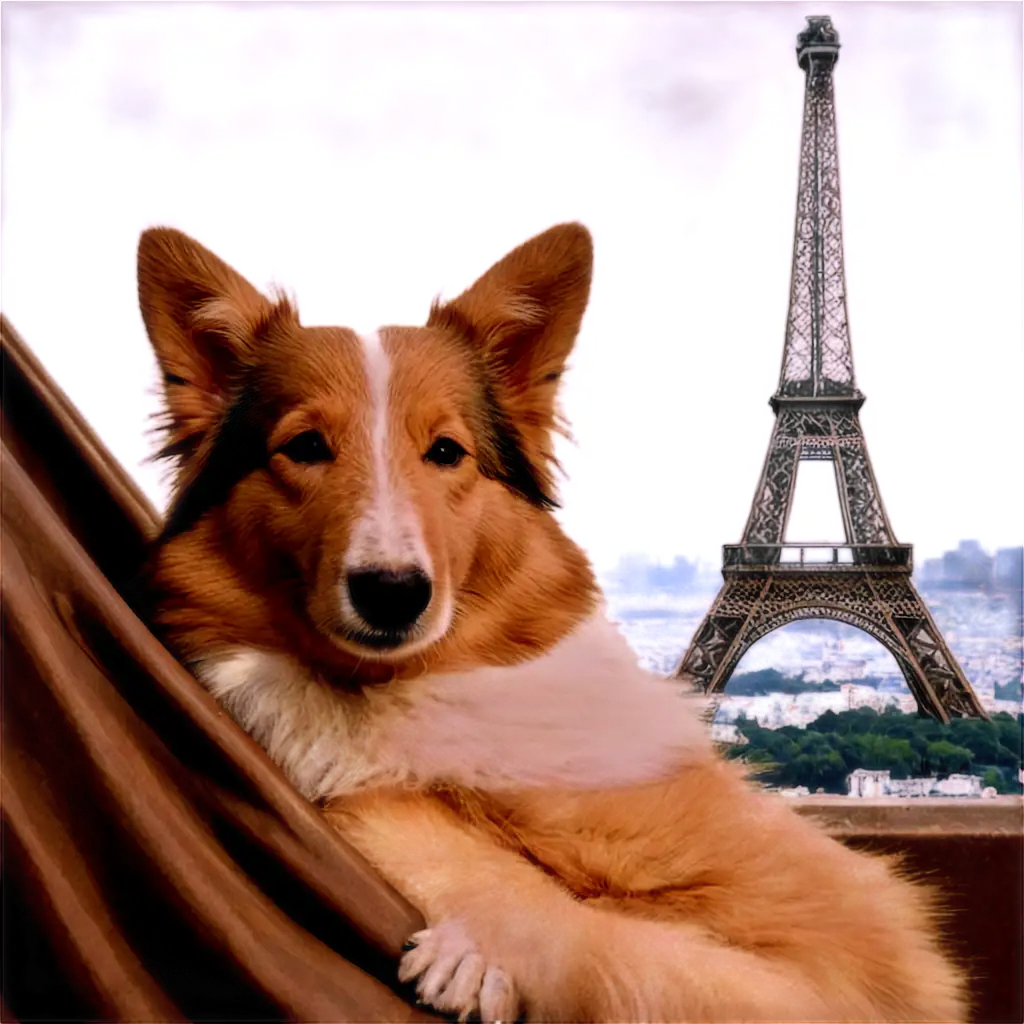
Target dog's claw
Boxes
[398,920,518,1023]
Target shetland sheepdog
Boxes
[140,224,966,1022]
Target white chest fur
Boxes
[196,616,710,802]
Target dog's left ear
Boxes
[427,223,593,506]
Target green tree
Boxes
[924,740,973,776]
[982,767,1006,793]
[852,734,918,778]
[725,669,843,696]
[994,681,1023,702]
[846,707,880,735]
[795,749,847,793]
[728,710,1022,794]
[948,719,1001,763]
[994,713,1022,762]
[816,709,841,733]
[797,731,834,758]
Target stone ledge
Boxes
[791,794,1022,836]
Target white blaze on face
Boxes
[345,329,430,574]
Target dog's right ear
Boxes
[137,228,295,466]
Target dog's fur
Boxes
[140,223,967,1022]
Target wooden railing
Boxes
[793,796,1022,1023]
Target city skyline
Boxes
[2,3,1020,570]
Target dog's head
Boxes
[139,224,593,661]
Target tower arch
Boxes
[711,604,909,695]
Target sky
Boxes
[2,1,1021,572]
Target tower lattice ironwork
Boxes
[675,16,985,722]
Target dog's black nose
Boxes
[347,568,432,632]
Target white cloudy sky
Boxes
[2,1,1020,571]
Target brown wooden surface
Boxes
[850,832,1021,1024]
[2,315,1020,1021]
[794,800,1023,1024]
[794,795,1023,836]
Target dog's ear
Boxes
[137,227,296,467]
[427,223,593,506]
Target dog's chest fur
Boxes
[196,615,708,802]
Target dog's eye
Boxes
[424,437,467,468]
[278,430,333,465]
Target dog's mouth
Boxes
[337,624,413,652]
[328,617,453,662]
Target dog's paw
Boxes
[399,919,518,1023]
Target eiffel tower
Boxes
[675,16,985,722]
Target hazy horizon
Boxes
[3,2,1020,571]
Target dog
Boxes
[139,223,967,1022]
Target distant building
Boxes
[770,696,786,729]
[937,552,962,585]
[942,540,993,590]
[917,540,1018,592]
[803,653,868,683]
[847,769,892,798]
[888,778,937,802]
[840,682,898,713]
[847,768,985,799]
[933,774,984,798]
[868,663,909,688]
[994,547,1023,592]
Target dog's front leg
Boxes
[324,788,588,1023]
